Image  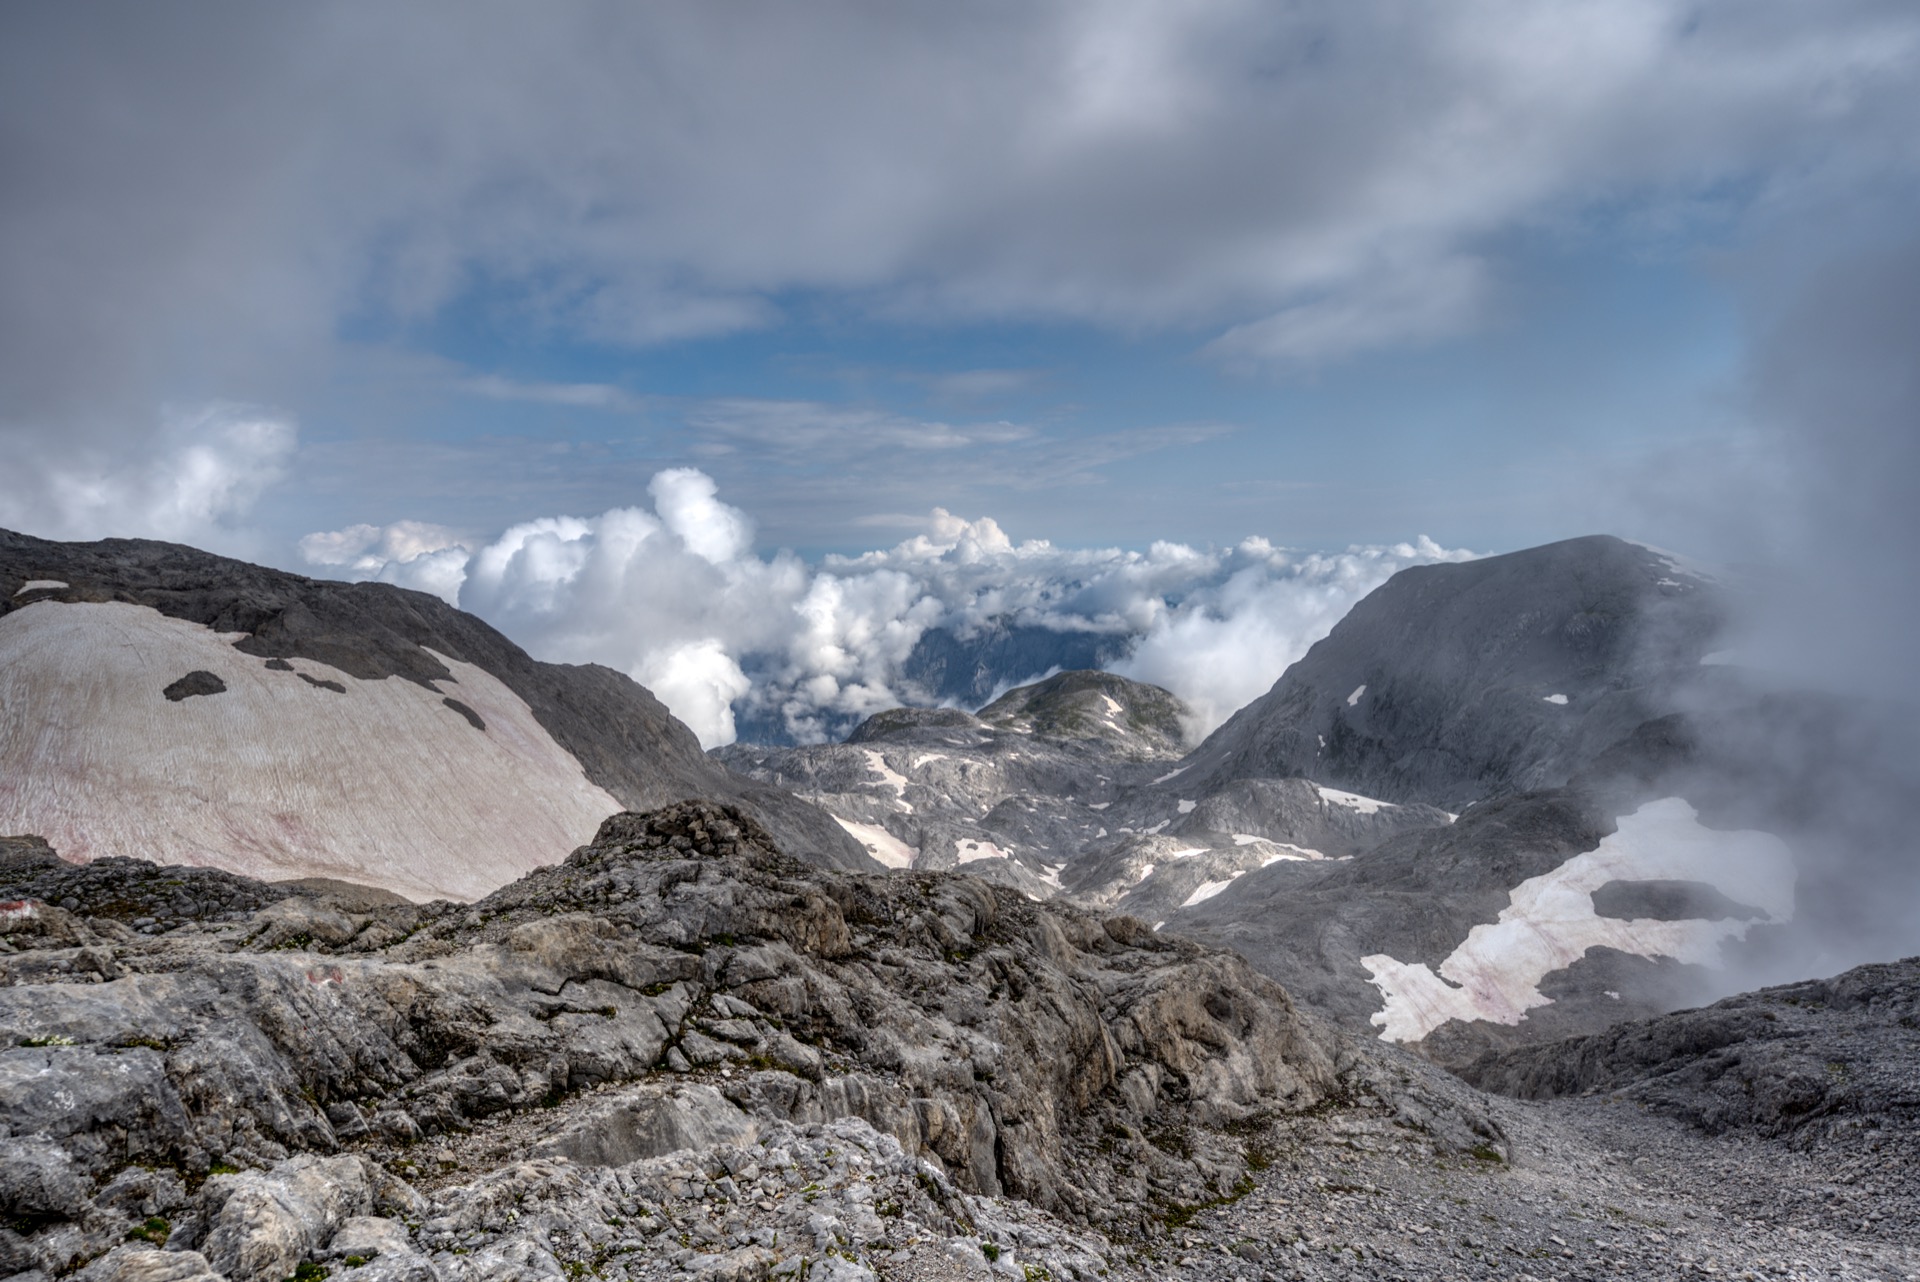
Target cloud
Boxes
[1204,255,1489,368]
[0,403,295,555]
[299,519,471,604]
[6,0,1917,488]
[1113,536,1478,736]
[457,375,645,412]
[686,401,1034,457]
[310,470,1473,749]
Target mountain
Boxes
[730,618,1133,746]
[0,801,1345,1279]
[0,530,871,900]
[728,532,1919,1079]
[716,671,1192,897]
[1175,535,1729,810]
[4,805,1914,1281]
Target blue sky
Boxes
[294,230,1744,557]
[4,2,1917,741]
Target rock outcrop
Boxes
[1459,955,1920,1139]
[0,803,1343,1278]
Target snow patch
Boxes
[0,601,620,902]
[1087,801,1110,811]
[1316,785,1393,815]
[1261,843,1326,865]
[1361,797,1795,1043]
[861,749,913,809]
[1176,798,1196,815]
[1231,833,1264,846]
[1152,766,1187,784]
[1165,847,1209,859]
[12,580,68,597]
[1542,693,1568,705]
[1181,876,1240,908]
[955,838,1011,865]
[832,817,917,870]
[1144,819,1170,835]
[1347,684,1366,706]
[909,753,951,770]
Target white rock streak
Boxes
[1361,798,1795,1043]
[0,601,620,902]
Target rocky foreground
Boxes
[4,816,1917,1282]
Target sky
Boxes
[3,2,1917,744]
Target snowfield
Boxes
[0,601,621,901]
[1360,797,1795,1043]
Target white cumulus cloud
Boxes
[304,470,1474,750]
[298,520,471,604]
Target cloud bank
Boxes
[0,403,295,557]
[305,470,1474,747]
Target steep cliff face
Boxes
[0,530,871,898]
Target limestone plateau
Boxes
[2,530,1916,1280]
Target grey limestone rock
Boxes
[1460,955,1920,1138]
[0,801,1340,1276]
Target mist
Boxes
[1598,228,1920,995]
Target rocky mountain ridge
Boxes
[724,533,1917,1081]
[5,813,1917,1281]
[0,530,871,899]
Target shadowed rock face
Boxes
[1172,535,1730,812]
[0,529,870,881]
[1590,878,1765,923]
[0,801,1341,1274]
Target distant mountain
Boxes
[1175,535,1730,811]
[720,667,1447,909]
[0,530,871,900]
[730,617,1131,745]
[730,532,1916,1073]
[1161,535,1917,1064]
